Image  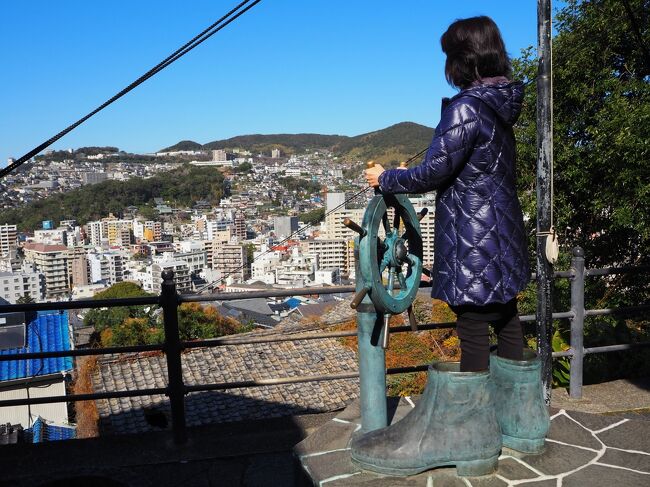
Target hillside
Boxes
[161,122,434,165]
[0,165,225,231]
[160,140,203,152]
[334,122,434,165]
[205,133,348,154]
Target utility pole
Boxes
[536,0,554,405]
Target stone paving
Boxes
[295,398,650,486]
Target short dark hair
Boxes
[441,16,512,89]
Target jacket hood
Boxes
[455,81,525,126]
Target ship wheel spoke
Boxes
[381,211,391,235]
[397,269,407,290]
[393,207,401,232]
[386,268,395,295]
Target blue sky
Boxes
[1,1,561,161]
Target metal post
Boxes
[160,269,187,444]
[536,0,554,405]
[354,239,388,432]
[569,247,585,399]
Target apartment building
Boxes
[251,248,282,284]
[22,243,70,299]
[409,196,436,269]
[87,221,104,246]
[322,208,364,241]
[232,212,247,240]
[212,242,248,282]
[87,215,133,247]
[154,250,206,275]
[87,251,127,285]
[69,247,90,287]
[0,268,43,303]
[0,224,18,257]
[151,260,191,294]
[274,249,316,288]
[273,216,299,239]
[304,239,349,274]
[33,228,67,246]
[133,220,162,243]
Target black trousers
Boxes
[451,299,524,372]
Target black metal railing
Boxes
[0,247,648,444]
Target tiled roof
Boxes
[22,242,68,253]
[92,334,359,435]
[294,302,335,319]
[274,297,356,332]
[0,311,73,382]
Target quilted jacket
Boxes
[378,81,530,306]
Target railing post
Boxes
[160,269,187,445]
[569,247,585,399]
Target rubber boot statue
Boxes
[491,349,550,454]
[350,362,502,477]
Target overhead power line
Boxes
[0,0,263,180]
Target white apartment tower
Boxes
[22,243,70,299]
[305,239,349,274]
[151,260,191,294]
[0,269,43,303]
[0,224,18,257]
[212,242,248,282]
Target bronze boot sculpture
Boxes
[350,361,502,477]
[490,349,550,454]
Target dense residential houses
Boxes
[0,146,436,345]
[0,189,435,304]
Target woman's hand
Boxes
[365,164,385,188]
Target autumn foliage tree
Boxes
[84,283,252,347]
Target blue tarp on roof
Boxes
[284,298,301,309]
[27,416,76,443]
[0,310,72,382]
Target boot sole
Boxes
[502,434,546,455]
[351,454,499,478]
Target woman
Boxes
[352,16,549,477]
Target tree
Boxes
[513,0,650,383]
[86,283,254,346]
[234,161,253,173]
[513,0,650,306]
[101,317,162,347]
[16,294,35,304]
[84,282,154,333]
[176,303,251,341]
[299,207,325,226]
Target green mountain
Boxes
[160,122,434,165]
[0,165,225,231]
[159,140,203,152]
[334,122,434,165]
[205,133,348,153]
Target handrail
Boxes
[179,285,357,303]
[0,249,648,444]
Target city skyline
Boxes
[1,0,555,163]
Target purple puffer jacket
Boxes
[379,81,530,306]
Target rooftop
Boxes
[92,331,359,435]
[0,310,72,382]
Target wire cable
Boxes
[198,146,430,292]
[0,0,263,180]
